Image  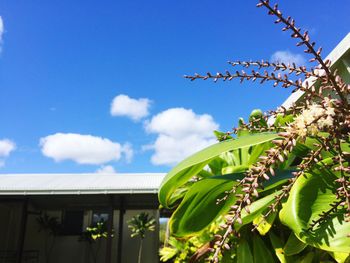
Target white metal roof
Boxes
[281,32,350,108]
[0,173,166,195]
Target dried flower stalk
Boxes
[185,1,349,261]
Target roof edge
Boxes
[280,32,350,109]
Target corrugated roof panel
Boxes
[0,173,166,195]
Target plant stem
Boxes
[47,235,56,263]
[138,238,143,263]
[45,233,49,263]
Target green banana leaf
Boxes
[292,133,349,161]
[237,238,254,263]
[274,114,294,127]
[269,231,288,263]
[299,252,314,263]
[329,251,350,263]
[253,211,277,236]
[253,234,275,263]
[170,170,291,237]
[283,233,307,256]
[166,186,191,208]
[169,174,241,237]
[280,161,350,253]
[218,140,273,175]
[159,132,280,208]
[239,189,283,227]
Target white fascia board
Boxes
[0,189,159,195]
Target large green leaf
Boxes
[292,134,349,160]
[299,252,314,263]
[329,251,350,263]
[166,186,191,208]
[232,172,292,231]
[253,234,275,263]
[260,170,293,193]
[269,231,288,263]
[237,238,254,263]
[274,114,294,127]
[220,140,273,174]
[239,190,283,227]
[280,162,350,252]
[169,174,240,237]
[253,211,277,236]
[283,233,307,256]
[170,170,291,237]
[159,133,279,208]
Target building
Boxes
[0,173,165,263]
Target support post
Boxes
[116,196,125,263]
[17,199,28,263]
[105,196,114,263]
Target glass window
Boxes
[61,210,84,235]
[92,211,109,225]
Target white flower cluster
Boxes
[287,99,335,137]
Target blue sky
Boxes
[0,0,349,174]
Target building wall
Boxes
[0,203,23,252]
[121,210,159,263]
[23,209,89,263]
[0,203,159,263]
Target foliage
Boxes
[128,212,156,238]
[82,222,109,242]
[36,213,62,236]
[128,212,156,263]
[80,221,113,263]
[36,213,62,263]
[160,221,231,263]
[158,1,350,262]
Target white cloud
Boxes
[110,94,151,121]
[0,139,16,157]
[121,143,133,163]
[0,139,16,168]
[40,133,133,165]
[144,108,219,166]
[270,50,306,66]
[96,165,117,174]
[0,16,4,53]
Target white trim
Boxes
[0,189,159,195]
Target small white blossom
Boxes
[325,107,335,117]
[288,101,335,137]
[308,104,324,119]
[319,116,334,128]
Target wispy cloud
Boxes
[110,94,151,121]
[270,50,306,65]
[0,139,15,157]
[0,139,16,167]
[40,133,133,165]
[95,165,117,174]
[121,142,133,163]
[144,108,219,166]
